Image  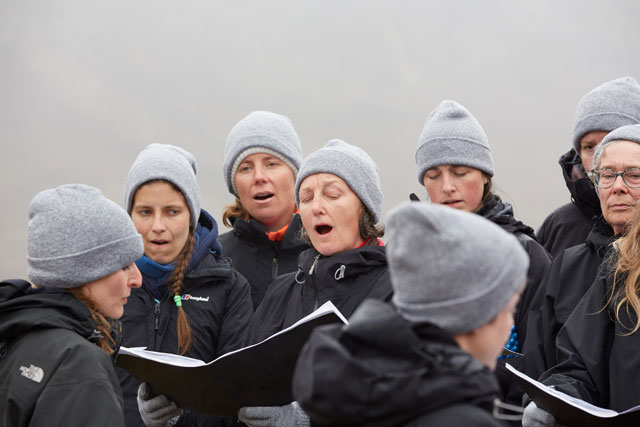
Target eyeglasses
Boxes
[590,168,640,188]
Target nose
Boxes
[611,174,629,193]
[311,195,325,215]
[253,164,267,183]
[151,213,166,233]
[441,173,456,194]
[129,263,142,288]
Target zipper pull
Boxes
[154,300,160,330]
[308,254,321,276]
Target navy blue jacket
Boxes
[117,210,253,427]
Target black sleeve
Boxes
[538,274,614,407]
[521,250,566,380]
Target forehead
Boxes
[580,131,608,146]
[240,152,279,163]
[427,164,476,172]
[133,181,187,206]
[600,141,640,167]
[299,173,349,190]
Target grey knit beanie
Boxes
[27,184,143,288]
[294,139,383,222]
[592,124,640,175]
[223,111,303,196]
[573,76,640,153]
[124,143,200,227]
[387,201,528,335]
[416,100,494,185]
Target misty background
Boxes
[2,1,640,279]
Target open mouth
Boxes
[151,240,169,245]
[443,200,462,205]
[315,225,333,235]
[254,192,274,201]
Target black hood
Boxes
[477,195,537,239]
[0,280,96,342]
[559,149,601,219]
[585,215,616,259]
[228,214,308,251]
[293,299,499,426]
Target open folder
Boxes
[117,301,347,416]
[506,363,640,427]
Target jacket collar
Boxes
[230,214,308,250]
[559,149,601,220]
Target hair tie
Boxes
[173,295,182,307]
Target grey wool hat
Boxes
[415,100,494,185]
[124,143,201,228]
[386,201,529,335]
[573,76,640,153]
[294,139,383,222]
[592,124,640,177]
[223,110,303,196]
[27,184,143,289]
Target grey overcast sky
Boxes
[2,1,640,278]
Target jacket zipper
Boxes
[309,254,321,310]
[154,299,161,331]
[272,244,279,279]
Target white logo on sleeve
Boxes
[20,364,44,383]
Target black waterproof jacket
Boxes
[522,216,614,381]
[538,253,640,412]
[536,149,601,258]
[0,279,125,427]
[292,299,507,427]
[245,244,393,345]
[219,214,309,310]
[477,195,551,345]
[118,211,253,427]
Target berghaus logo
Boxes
[181,294,210,302]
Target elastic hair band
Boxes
[173,295,182,307]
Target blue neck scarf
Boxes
[135,255,174,299]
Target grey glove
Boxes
[238,401,310,427]
[522,402,564,427]
[137,382,183,427]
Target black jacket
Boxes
[539,253,640,412]
[0,280,125,427]
[522,216,615,380]
[292,299,507,426]
[218,214,309,310]
[477,195,551,345]
[536,149,601,258]
[245,244,393,345]
[118,211,253,427]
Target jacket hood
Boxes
[585,215,616,258]
[293,299,499,426]
[559,149,601,219]
[477,195,536,239]
[0,280,96,342]
[228,213,308,251]
[188,209,222,269]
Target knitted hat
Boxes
[27,184,143,288]
[415,100,494,185]
[592,124,640,176]
[387,201,528,335]
[294,139,383,222]
[223,111,303,196]
[573,76,640,153]
[124,143,200,228]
